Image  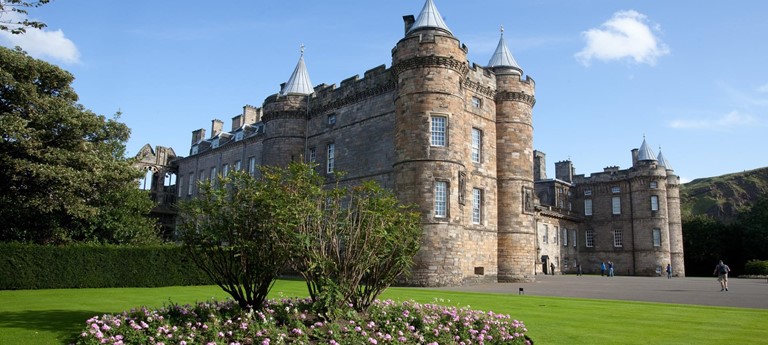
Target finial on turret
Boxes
[500,25,504,36]
[300,43,305,55]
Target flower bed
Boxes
[75,298,531,344]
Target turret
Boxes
[659,148,684,276]
[392,0,471,286]
[261,47,313,167]
[491,26,537,282]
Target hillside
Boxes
[680,167,768,223]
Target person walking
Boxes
[608,261,615,277]
[666,264,672,279]
[713,260,731,291]
[601,262,606,276]
[550,262,556,275]
[576,264,583,276]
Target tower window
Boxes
[611,186,621,194]
[327,143,335,174]
[471,128,482,163]
[653,228,661,247]
[586,229,594,247]
[435,181,448,218]
[327,113,336,126]
[650,181,658,189]
[584,189,592,196]
[584,199,593,216]
[431,116,447,147]
[472,188,482,224]
[612,196,621,215]
[471,96,482,108]
[651,195,659,212]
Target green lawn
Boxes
[1,280,766,344]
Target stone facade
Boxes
[144,1,684,286]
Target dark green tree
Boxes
[0,0,50,34]
[0,46,158,244]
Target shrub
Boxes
[743,260,768,275]
[74,298,532,345]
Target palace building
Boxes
[137,0,684,286]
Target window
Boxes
[471,128,482,163]
[650,181,658,189]
[191,145,199,155]
[248,157,257,176]
[562,228,568,247]
[431,116,446,147]
[472,188,482,224]
[554,226,559,244]
[211,138,220,149]
[653,228,661,247]
[471,96,481,108]
[210,167,217,181]
[187,174,194,195]
[613,229,623,247]
[586,229,594,247]
[542,224,549,243]
[572,229,577,247]
[584,189,592,196]
[235,160,242,171]
[584,199,593,216]
[611,186,621,194]
[235,131,244,141]
[612,196,621,215]
[327,143,335,173]
[198,170,205,181]
[327,113,336,125]
[308,147,316,163]
[435,181,448,218]
[222,164,229,178]
[651,195,659,212]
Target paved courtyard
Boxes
[433,275,768,309]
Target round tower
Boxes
[392,0,470,286]
[489,28,537,282]
[262,50,313,167]
[658,149,685,276]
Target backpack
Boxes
[718,265,729,274]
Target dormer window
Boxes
[235,131,244,141]
[212,138,220,148]
[191,145,199,155]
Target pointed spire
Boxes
[488,25,522,73]
[657,147,673,170]
[280,44,314,96]
[407,0,452,35]
[637,137,657,161]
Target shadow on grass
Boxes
[0,309,102,342]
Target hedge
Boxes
[743,259,768,276]
[0,243,212,290]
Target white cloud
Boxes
[668,111,759,130]
[575,10,669,66]
[0,9,79,64]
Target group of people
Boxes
[600,261,615,277]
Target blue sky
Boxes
[3,0,767,182]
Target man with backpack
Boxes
[713,260,731,291]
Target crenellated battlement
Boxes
[307,64,396,117]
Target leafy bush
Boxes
[743,260,768,275]
[74,298,532,345]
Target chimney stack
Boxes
[211,119,224,138]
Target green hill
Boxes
[680,167,768,223]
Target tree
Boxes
[178,162,422,314]
[0,46,158,244]
[177,170,307,309]
[0,0,50,34]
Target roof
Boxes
[407,0,452,35]
[637,138,657,161]
[280,49,314,96]
[487,27,522,71]
[657,149,672,170]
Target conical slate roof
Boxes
[657,149,672,170]
[280,49,313,96]
[637,138,657,161]
[488,27,522,71]
[408,0,452,35]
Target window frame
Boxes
[430,116,447,147]
[326,143,335,174]
[653,228,661,247]
[612,196,621,215]
[584,199,593,216]
[613,229,623,247]
[471,127,482,163]
[471,188,482,224]
[434,181,448,218]
[585,229,594,248]
[650,195,659,212]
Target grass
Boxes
[1,280,766,345]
